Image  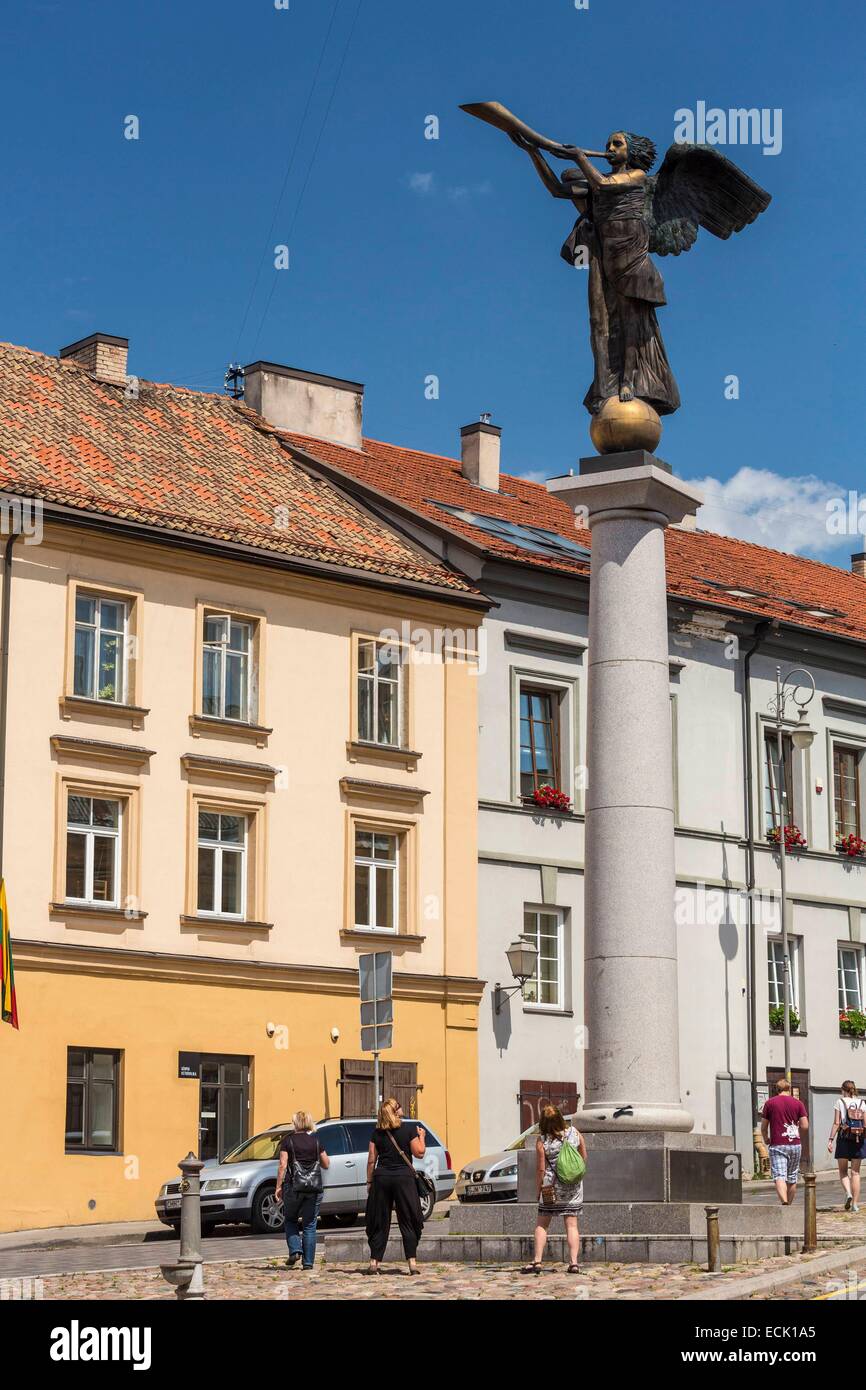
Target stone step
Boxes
[450,1201,802,1238]
[322,1230,801,1266]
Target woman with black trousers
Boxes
[364,1096,425,1274]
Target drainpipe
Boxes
[742,618,775,1138]
[0,533,18,878]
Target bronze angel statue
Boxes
[461,103,771,421]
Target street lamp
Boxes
[769,666,816,1084]
[494,937,539,1014]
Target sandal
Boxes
[521,1262,542,1275]
[567,1264,581,1274]
[362,1265,381,1276]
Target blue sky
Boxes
[1,0,863,558]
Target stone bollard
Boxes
[160,1152,205,1300]
[802,1171,817,1254]
[705,1205,721,1273]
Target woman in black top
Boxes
[275,1110,330,1269]
[364,1097,426,1274]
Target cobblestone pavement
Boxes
[31,1245,862,1302]
[14,1196,866,1300]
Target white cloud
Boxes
[446,180,493,202]
[685,465,848,557]
[407,172,435,195]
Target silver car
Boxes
[456,1122,540,1202]
[155,1117,454,1234]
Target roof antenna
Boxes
[479,411,492,424]
[224,363,245,400]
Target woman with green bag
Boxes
[521,1104,587,1275]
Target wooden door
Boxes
[339,1059,420,1118]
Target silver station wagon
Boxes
[156,1117,455,1233]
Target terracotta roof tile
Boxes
[280,431,866,648]
[0,343,476,597]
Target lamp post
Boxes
[770,667,816,1084]
[494,937,540,1014]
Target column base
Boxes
[571,1101,694,1133]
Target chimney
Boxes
[243,361,363,449]
[853,553,866,578]
[59,332,129,386]
[460,416,501,491]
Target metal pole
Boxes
[776,667,792,1086]
[803,1170,817,1253]
[373,1051,380,1114]
[705,1206,721,1273]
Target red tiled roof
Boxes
[280,431,866,647]
[0,343,477,597]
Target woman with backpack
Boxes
[275,1110,331,1269]
[828,1080,865,1212]
[522,1104,587,1275]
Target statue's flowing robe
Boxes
[562,182,680,417]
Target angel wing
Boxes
[646,143,772,257]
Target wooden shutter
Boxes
[383,1062,419,1118]
[518,1079,579,1133]
[339,1058,375,1117]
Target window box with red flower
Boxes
[766,824,807,852]
[839,1009,866,1039]
[530,784,572,814]
[837,835,866,859]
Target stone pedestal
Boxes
[516,1133,741,1205]
[546,450,703,1133]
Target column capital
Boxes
[547,457,703,528]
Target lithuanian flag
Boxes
[1,879,18,1028]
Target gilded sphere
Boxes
[589,396,662,455]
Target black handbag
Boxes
[289,1138,323,1194]
[386,1129,436,1216]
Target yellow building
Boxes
[0,335,486,1232]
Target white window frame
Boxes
[202,613,254,723]
[766,934,801,1014]
[196,810,248,920]
[522,907,565,1012]
[838,945,865,1013]
[65,795,122,908]
[764,732,794,834]
[73,593,128,704]
[357,640,403,748]
[353,828,399,933]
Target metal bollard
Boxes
[705,1205,721,1273]
[802,1170,817,1254]
[160,1152,205,1300]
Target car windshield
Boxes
[504,1124,539,1152]
[221,1131,287,1164]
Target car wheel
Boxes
[332,1211,358,1227]
[251,1183,284,1234]
[419,1190,435,1222]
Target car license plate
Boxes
[466,1183,492,1196]
[165,1198,181,1210]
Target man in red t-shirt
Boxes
[761,1079,809,1204]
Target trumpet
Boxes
[460,101,608,160]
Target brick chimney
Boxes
[460,417,501,491]
[852,553,866,578]
[60,333,129,386]
[243,361,364,449]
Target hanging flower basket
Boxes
[837,834,866,859]
[769,1004,800,1033]
[531,785,572,814]
[839,1009,866,1039]
[766,824,807,852]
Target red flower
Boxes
[532,784,572,813]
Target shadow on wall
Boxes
[491,988,513,1053]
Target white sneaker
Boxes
[853,1204,861,1213]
